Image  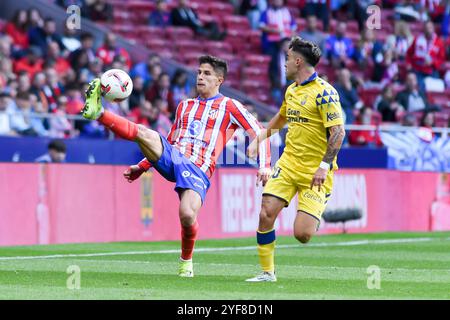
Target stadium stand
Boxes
[0,0,449,143]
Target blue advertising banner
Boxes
[380,130,450,172]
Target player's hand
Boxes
[247,139,259,160]
[310,167,328,192]
[256,168,272,187]
[123,165,145,183]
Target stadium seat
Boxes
[222,15,251,31]
[165,27,195,40]
[434,112,449,127]
[208,2,235,16]
[136,26,166,40]
[244,54,271,68]
[205,41,233,55]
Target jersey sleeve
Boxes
[317,87,345,128]
[166,101,184,143]
[229,99,271,169]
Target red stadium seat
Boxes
[136,26,166,40]
[165,27,195,40]
[175,40,201,52]
[208,2,235,16]
[222,15,251,31]
[434,112,449,127]
[205,41,233,55]
[244,54,271,68]
[428,92,450,109]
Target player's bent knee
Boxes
[179,209,196,227]
[294,231,313,244]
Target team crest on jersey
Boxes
[188,120,203,137]
[209,109,219,120]
[300,94,308,106]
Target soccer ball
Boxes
[100,69,133,102]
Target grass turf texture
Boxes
[0,232,449,300]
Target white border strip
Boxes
[0,237,445,261]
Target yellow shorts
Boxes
[262,162,333,221]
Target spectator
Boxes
[35,139,67,163]
[28,17,65,56]
[16,71,31,94]
[334,68,363,123]
[272,37,291,104]
[96,32,131,69]
[171,0,226,40]
[128,76,146,111]
[304,0,329,32]
[385,20,413,61]
[348,0,376,31]
[0,92,16,136]
[171,69,194,106]
[129,100,172,137]
[148,63,163,89]
[86,0,113,23]
[299,15,327,54]
[354,28,384,81]
[153,97,172,120]
[396,72,435,112]
[30,72,50,111]
[9,91,38,136]
[30,93,49,137]
[420,110,436,129]
[259,0,296,88]
[46,41,71,76]
[130,54,161,86]
[69,32,96,70]
[326,21,355,68]
[27,7,44,29]
[240,0,268,30]
[49,95,72,138]
[149,0,171,27]
[145,72,175,114]
[375,86,405,122]
[401,113,418,126]
[61,24,82,53]
[4,9,29,51]
[406,20,446,89]
[13,46,44,79]
[380,49,400,86]
[348,106,383,147]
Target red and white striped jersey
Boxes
[140,94,271,179]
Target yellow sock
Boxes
[256,229,276,273]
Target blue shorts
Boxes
[150,134,210,203]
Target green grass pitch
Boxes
[0,232,449,300]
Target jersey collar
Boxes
[299,72,318,86]
[197,93,223,101]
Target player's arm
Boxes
[124,102,183,183]
[311,89,346,191]
[247,111,286,160]
[229,100,272,186]
[310,124,346,191]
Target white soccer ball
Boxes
[100,69,133,102]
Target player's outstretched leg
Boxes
[178,189,202,278]
[246,195,285,282]
[82,79,163,162]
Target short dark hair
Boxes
[48,139,66,153]
[198,55,228,79]
[16,91,30,101]
[80,32,93,41]
[289,36,322,67]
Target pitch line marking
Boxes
[0,237,445,262]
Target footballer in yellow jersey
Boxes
[246,37,346,282]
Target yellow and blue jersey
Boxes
[278,72,344,175]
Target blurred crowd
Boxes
[0,4,197,139]
[1,0,449,148]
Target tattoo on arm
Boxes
[322,125,345,164]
